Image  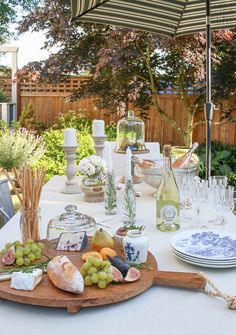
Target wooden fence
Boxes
[1,76,236,146]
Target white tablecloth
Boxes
[0,176,236,335]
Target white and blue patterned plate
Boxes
[172,248,236,266]
[172,250,236,269]
[170,229,236,261]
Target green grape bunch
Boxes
[80,256,113,289]
[0,239,45,267]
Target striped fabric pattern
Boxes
[71,0,236,36]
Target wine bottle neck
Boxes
[189,142,199,155]
[163,155,172,171]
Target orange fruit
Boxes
[100,247,117,260]
[81,251,103,262]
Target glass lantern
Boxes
[115,110,148,153]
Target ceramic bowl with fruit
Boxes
[136,159,199,190]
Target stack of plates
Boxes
[170,229,236,268]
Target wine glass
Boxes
[175,174,195,229]
[190,179,208,229]
[209,176,228,187]
[225,186,235,213]
[211,184,230,228]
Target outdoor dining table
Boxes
[0,175,236,335]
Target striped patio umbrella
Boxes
[71,0,236,179]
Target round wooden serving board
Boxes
[0,240,206,313]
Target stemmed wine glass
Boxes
[190,179,208,228]
[175,174,195,229]
[210,184,234,227]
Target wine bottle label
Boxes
[157,201,179,226]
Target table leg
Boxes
[67,304,81,313]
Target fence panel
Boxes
[1,76,235,145]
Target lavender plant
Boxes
[0,128,45,171]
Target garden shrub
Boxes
[19,101,48,133]
[0,108,116,180]
[51,110,117,140]
[105,121,117,141]
[0,120,7,131]
[197,141,236,186]
[35,129,95,181]
[228,172,236,188]
[51,110,92,133]
[0,89,8,102]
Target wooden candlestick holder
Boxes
[60,145,80,194]
[92,135,107,158]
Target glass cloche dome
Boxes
[115,110,148,153]
[46,205,96,240]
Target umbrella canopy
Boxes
[71,0,236,179]
[71,0,236,37]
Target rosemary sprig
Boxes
[105,172,117,214]
[126,224,145,232]
[129,262,153,271]
[123,180,136,222]
[0,258,51,275]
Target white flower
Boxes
[78,155,106,178]
[85,163,95,176]
[78,157,89,171]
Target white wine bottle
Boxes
[156,145,180,232]
[172,142,199,169]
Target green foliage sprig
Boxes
[104,172,117,214]
[0,259,50,275]
[129,262,152,271]
[123,180,136,224]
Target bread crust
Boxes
[47,256,84,294]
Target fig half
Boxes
[124,267,140,282]
[2,245,15,265]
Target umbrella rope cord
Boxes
[199,272,236,310]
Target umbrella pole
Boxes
[205,103,213,180]
[204,0,214,180]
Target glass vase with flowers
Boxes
[78,155,106,202]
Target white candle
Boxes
[106,142,113,172]
[92,120,105,136]
[64,128,77,146]
[125,147,132,181]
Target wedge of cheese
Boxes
[10,269,43,291]
[56,231,88,251]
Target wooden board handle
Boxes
[154,271,206,290]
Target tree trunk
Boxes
[183,114,194,148]
[183,132,192,148]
